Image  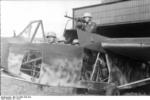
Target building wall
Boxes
[73,0,150,27]
[101,0,126,3]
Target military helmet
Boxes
[83,12,92,18]
[46,32,56,38]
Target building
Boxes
[73,0,150,37]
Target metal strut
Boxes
[90,52,100,81]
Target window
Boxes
[20,50,42,79]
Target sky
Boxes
[1,0,101,39]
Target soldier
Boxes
[46,32,57,43]
[76,12,97,33]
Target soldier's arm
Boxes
[85,22,97,33]
[91,22,97,33]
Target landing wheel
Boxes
[72,88,88,95]
[106,87,120,95]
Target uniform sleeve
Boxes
[91,22,97,33]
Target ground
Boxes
[1,75,76,96]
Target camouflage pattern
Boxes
[6,43,87,88]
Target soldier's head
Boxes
[83,12,92,23]
[46,32,57,43]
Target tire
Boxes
[72,88,88,95]
[106,87,120,95]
